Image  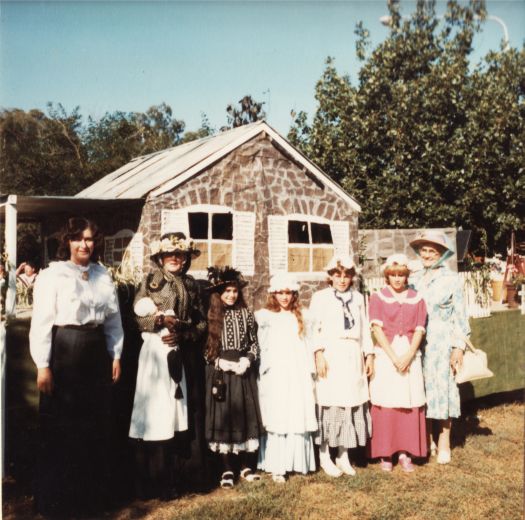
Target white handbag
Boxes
[455,336,494,384]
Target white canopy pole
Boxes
[1,194,17,478]
[5,195,18,316]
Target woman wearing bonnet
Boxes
[129,232,206,499]
[409,232,470,465]
[368,254,428,472]
[309,254,374,478]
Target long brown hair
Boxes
[265,292,305,338]
[205,284,247,362]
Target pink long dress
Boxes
[368,286,428,459]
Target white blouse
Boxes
[29,261,124,368]
[309,287,373,355]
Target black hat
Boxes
[206,266,248,292]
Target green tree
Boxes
[224,95,266,129]
[289,0,524,254]
[0,103,86,195]
[83,103,185,185]
[180,113,215,144]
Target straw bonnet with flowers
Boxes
[150,233,201,260]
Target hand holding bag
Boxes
[454,336,494,384]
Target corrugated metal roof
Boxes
[76,121,361,211]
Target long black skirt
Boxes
[205,352,264,448]
[35,326,113,517]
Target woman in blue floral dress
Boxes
[409,232,470,465]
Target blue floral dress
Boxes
[410,265,470,420]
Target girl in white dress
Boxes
[256,274,317,483]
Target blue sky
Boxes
[1,0,524,136]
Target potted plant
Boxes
[506,267,523,309]
[485,255,505,302]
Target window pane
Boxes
[212,213,233,240]
[189,212,208,239]
[312,247,334,272]
[211,243,232,266]
[311,223,333,244]
[189,241,209,271]
[288,220,309,244]
[288,247,310,272]
[113,251,123,263]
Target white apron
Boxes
[315,338,370,408]
[369,335,426,408]
[129,332,188,441]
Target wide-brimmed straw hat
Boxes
[268,273,300,293]
[324,254,356,272]
[150,232,201,260]
[206,266,248,292]
[409,231,454,257]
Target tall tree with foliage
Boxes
[289,0,524,253]
[225,95,266,129]
[83,103,185,186]
[0,103,86,195]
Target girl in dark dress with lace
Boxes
[204,267,264,488]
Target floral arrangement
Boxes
[485,255,506,281]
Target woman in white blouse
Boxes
[29,217,124,517]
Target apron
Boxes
[314,338,369,408]
[129,332,188,441]
[369,335,426,408]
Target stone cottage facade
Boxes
[76,122,361,308]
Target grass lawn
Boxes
[4,397,522,520]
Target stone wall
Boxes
[138,133,359,309]
[358,227,457,276]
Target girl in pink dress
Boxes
[368,254,428,472]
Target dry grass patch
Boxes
[3,401,523,520]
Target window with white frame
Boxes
[161,206,256,275]
[104,229,144,270]
[268,214,350,275]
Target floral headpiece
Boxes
[150,234,201,259]
[206,266,248,292]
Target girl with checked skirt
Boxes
[310,255,374,478]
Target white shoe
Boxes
[335,452,356,476]
[320,460,343,478]
[430,440,437,457]
[437,450,451,464]
[272,474,286,484]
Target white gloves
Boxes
[234,357,250,376]
[217,357,251,375]
[217,359,238,372]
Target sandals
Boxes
[272,474,286,484]
[380,459,393,472]
[220,471,234,489]
[240,468,261,482]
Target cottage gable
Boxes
[76,122,361,307]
